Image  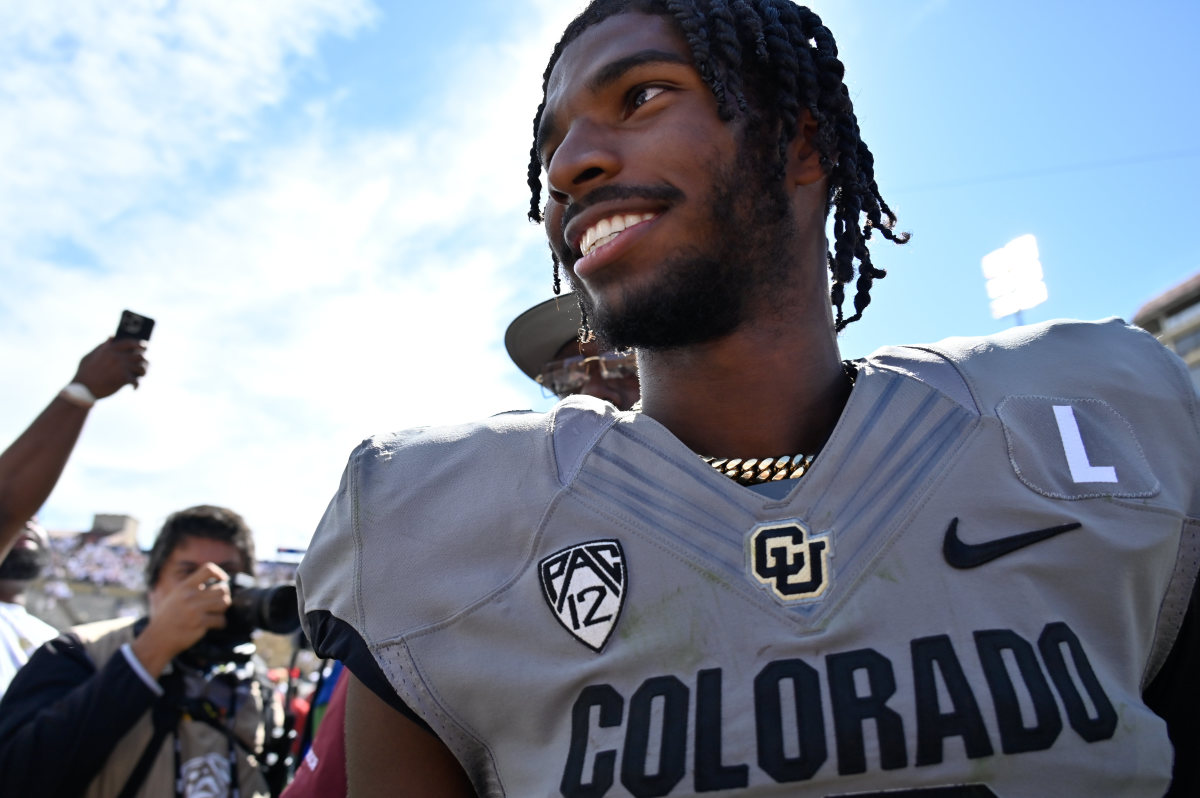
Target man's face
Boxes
[0,519,49,581]
[537,12,795,350]
[147,535,244,615]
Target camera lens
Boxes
[254,584,301,635]
[226,576,301,635]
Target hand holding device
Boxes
[66,310,154,399]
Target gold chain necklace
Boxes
[700,454,816,485]
[695,362,855,486]
[629,363,856,486]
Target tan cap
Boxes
[505,294,583,382]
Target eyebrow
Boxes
[176,559,242,573]
[536,49,693,162]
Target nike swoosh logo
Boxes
[943,517,1082,569]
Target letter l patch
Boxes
[1052,405,1117,483]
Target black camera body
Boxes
[181,573,300,669]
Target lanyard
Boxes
[173,684,241,798]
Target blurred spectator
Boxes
[36,536,294,593]
[59,538,147,588]
[0,337,147,697]
[0,519,56,696]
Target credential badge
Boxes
[747,520,831,602]
[539,540,626,652]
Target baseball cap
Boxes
[505,294,583,382]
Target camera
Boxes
[181,573,301,668]
[225,573,301,637]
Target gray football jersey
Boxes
[298,318,1200,797]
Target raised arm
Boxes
[345,671,477,798]
[0,337,148,559]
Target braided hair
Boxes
[527,0,908,331]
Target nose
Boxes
[545,119,621,205]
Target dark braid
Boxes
[666,2,714,100]
[756,4,802,180]
[706,1,747,115]
[528,0,908,329]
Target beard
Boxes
[0,546,46,581]
[576,134,796,351]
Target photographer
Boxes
[0,505,286,798]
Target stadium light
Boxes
[981,234,1047,325]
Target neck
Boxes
[0,581,26,605]
[636,303,848,458]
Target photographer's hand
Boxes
[131,563,231,678]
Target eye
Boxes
[628,85,667,111]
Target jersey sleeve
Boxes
[909,318,1200,513]
[295,431,439,725]
[296,406,586,726]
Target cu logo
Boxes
[747,521,831,602]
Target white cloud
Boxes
[0,0,375,246]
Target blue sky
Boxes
[2,0,1197,556]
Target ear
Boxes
[786,110,827,188]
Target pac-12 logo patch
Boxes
[747,520,831,602]
[539,540,626,652]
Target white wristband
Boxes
[59,382,97,408]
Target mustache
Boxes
[559,184,685,234]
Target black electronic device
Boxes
[115,309,155,341]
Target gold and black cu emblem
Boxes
[747,520,831,602]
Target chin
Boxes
[584,257,745,351]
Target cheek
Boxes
[544,202,563,237]
[544,205,572,263]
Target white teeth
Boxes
[593,231,620,250]
[580,212,656,257]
